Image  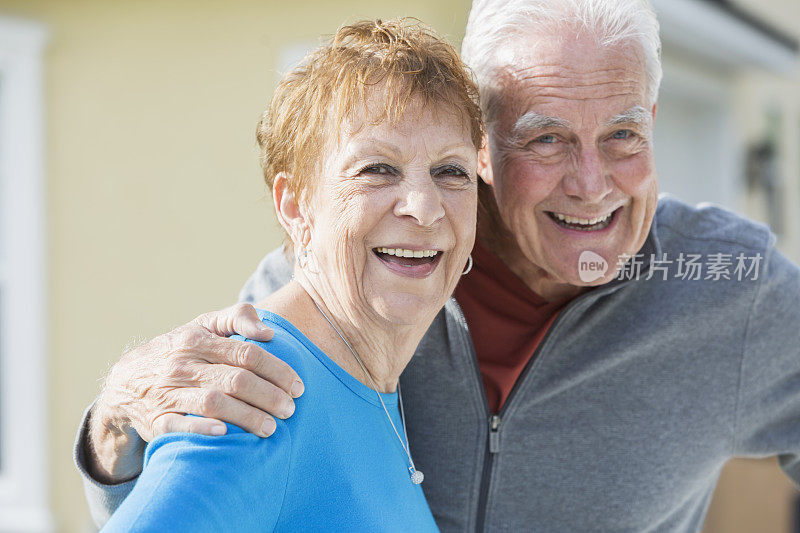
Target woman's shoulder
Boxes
[229,307,315,370]
[145,418,291,462]
[128,420,292,531]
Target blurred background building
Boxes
[0,0,797,531]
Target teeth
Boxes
[374,247,439,258]
[552,211,612,226]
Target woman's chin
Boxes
[363,260,452,325]
[368,291,442,327]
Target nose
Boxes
[562,147,613,204]
[394,172,445,227]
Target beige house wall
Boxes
[0,2,469,531]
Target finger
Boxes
[173,388,276,437]
[202,336,304,398]
[229,303,275,341]
[201,364,296,420]
[195,303,274,342]
[150,412,228,438]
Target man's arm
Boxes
[733,243,800,484]
[75,247,294,527]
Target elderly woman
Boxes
[101,19,481,532]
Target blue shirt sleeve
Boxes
[101,421,292,532]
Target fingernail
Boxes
[261,418,276,437]
[282,401,295,419]
[210,425,226,436]
[257,324,274,339]
[290,380,305,398]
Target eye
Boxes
[611,129,634,140]
[525,133,568,160]
[358,163,397,176]
[534,134,558,144]
[433,164,469,178]
[432,164,473,188]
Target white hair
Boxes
[461,0,663,122]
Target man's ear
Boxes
[477,134,494,186]
[272,172,309,246]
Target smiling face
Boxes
[297,96,478,326]
[479,32,659,294]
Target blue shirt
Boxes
[102,309,439,532]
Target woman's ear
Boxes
[273,172,309,245]
[477,134,494,186]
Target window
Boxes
[0,15,52,532]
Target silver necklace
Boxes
[311,297,424,485]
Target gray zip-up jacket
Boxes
[75,196,800,531]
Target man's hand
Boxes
[85,302,304,484]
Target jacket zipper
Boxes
[488,414,501,453]
[469,295,591,532]
[457,238,655,531]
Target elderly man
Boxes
[76,0,800,531]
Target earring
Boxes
[296,242,319,274]
[296,244,309,270]
[461,255,473,276]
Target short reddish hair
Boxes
[256,18,483,202]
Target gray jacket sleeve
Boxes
[733,243,800,486]
[75,247,293,528]
[237,246,294,304]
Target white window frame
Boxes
[0,15,52,533]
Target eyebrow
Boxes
[606,105,652,128]
[433,143,478,160]
[349,139,474,162]
[355,140,403,158]
[510,111,572,143]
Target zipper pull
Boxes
[489,415,501,453]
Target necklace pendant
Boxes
[410,468,424,485]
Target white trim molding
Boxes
[0,15,53,533]
[653,0,799,75]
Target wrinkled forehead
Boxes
[308,87,474,182]
[332,86,473,147]
[489,30,649,126]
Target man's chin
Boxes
[579,272,618,287]
[557,272,613,288]
[548,252,622,288]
